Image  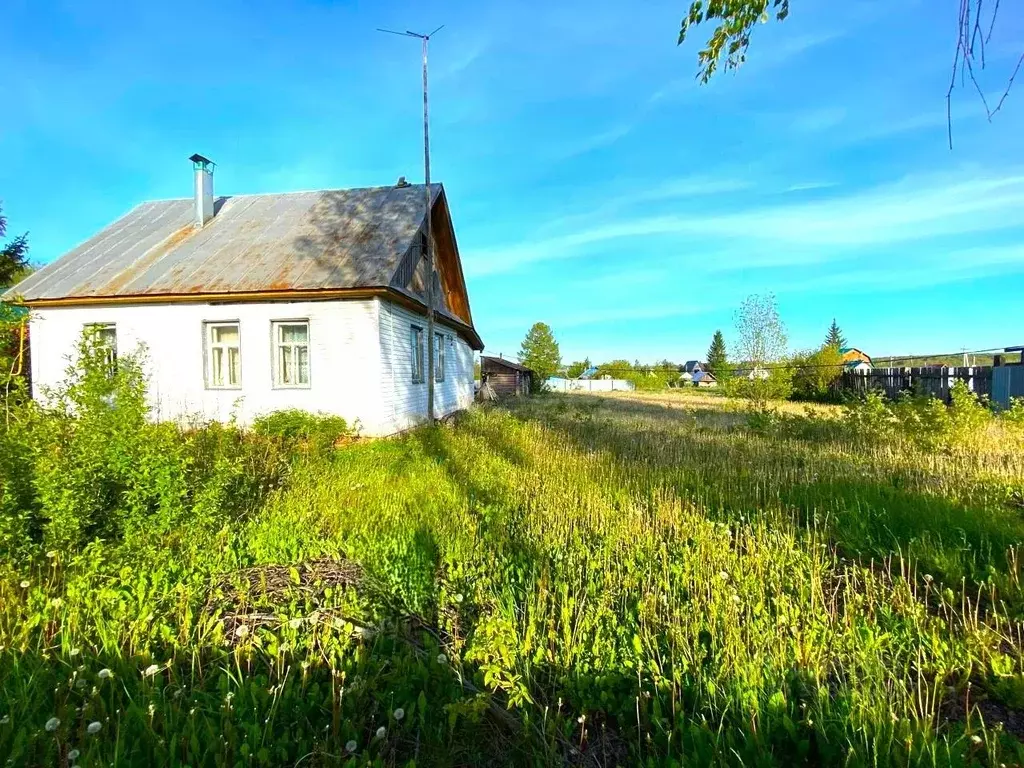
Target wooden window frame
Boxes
[271,319,311,389]
[410,324,425,384]
[84,322,117,373]
[434,331,445,383]
[204,321,242,390]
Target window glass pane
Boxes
[411,327,423,382]
[280,346,294,384]
[212,325,239,345]
[211,347,224,386]
[435,333,445,381]
[280,324,308,343]
[297,346,309,385]
[228,347,241,386]
[98,327,116,347]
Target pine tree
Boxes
[0,203,31,289]
[706,329,727,374]
[824,319,846,349]
[518,322,561,391]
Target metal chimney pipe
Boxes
[189,154,215,227]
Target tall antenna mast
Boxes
[378,24,444,423]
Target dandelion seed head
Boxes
[45,717,60,732]
[143,664,160,677]
[68,749,80,760]
[971,734,982,745]
[455,593,464,603]
[393,708,404,721]
[19,581,29,589]
[234,625,249,638]
[437,653,448,665]
[346,740,358,753]
[46,551,57,559]
[98,668,112,679]
[375,726,386,739]
[87,721,102,734]
[718,571,729,581]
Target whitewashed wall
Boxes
[378,299,474,433]
[29,298,475,436]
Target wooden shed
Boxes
[481,356,533,398]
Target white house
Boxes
[3,157,484,436]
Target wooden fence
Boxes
[840,366,993,402]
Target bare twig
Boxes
[985,0,1001,44]
[948,0,1023,147]
[989,52,1024,118]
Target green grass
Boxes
[3,390,1024,766]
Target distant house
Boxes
[481,356,532,397]
[734,367,771,380]
[844,360,871,373]
[3,156,484,436]
[840,347,872,366]
[692,369,717,388]
[577,366,600,380]
[682,360,703,374]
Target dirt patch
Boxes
[208,558,367,644]
[215,557,363,604]
[939,680,1024,742]
[563,714,630,767]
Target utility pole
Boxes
[378,24,444,422]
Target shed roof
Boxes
[482,356,533,374]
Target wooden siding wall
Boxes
[482,365,530,397]
[432,198,472,325]
[377,299,475,431]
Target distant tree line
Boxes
[517,295,857,404]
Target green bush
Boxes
[790,345,844,402]
[252,409,351,451]
[0,331,292,558]
[846,381,998,453]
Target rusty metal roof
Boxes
[6,184,444,301]
[481,356,533,374]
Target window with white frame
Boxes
[434,332,445,382]
[410,325,424,383]
[205,322,241,388]
[84,323,117,373]
[272,321,310,387]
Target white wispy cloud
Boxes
[780,243,1024,295]
[465,170,1024,277]
[553,122,637,160]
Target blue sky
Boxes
[2,0,1022,364]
